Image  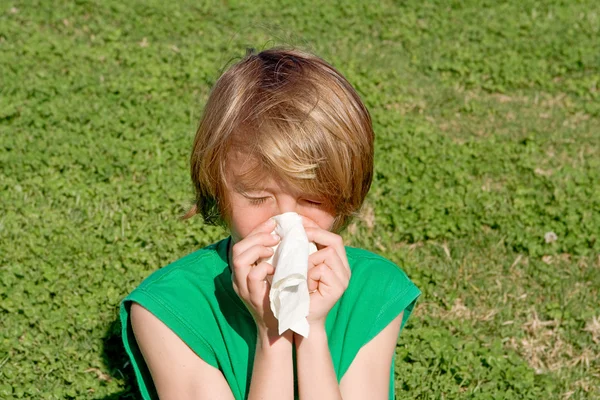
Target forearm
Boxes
[248,329,294,400]
[295,324,342,400]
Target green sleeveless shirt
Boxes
[120,237,421,399]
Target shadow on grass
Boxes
[97,316,138,399]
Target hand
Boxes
[230,218,281,337]
[302,216,351,328]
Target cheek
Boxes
[302,209,336,231]
[228,206,273,242]
[318,216,335,231]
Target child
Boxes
[120,46,421,400]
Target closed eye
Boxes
[304,199,323,207]
[247,197,268,206]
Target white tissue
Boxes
[264,212,317,337]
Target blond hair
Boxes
[184,46,374,232]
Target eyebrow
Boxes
[233,183,272,193]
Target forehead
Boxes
[225,149,315,196]
[227,149,259,174]
[226,150,279,189]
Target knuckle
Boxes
[232,259,244,270]
[323,246,336,257]
[231,243,243,257]
[247,269,263,282]
[262,233,278,245]
[308,266,320,278]
[332,235,343,247]
[259,232,270,241]
[232,282,245,297]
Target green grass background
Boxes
[1,0,599,398]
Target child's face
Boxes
[224,151,336,244]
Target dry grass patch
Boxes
[347,202,375,235]
[507,310,600,374]
[413,298,499,323]
[583,316,600,344]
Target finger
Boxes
[247,261,275,298]
[234,244,275,271]
[232,245,275,292]
[231,218,278,257]
[304,228,349,272]
[307,263,346,294]
[233,218,278,249]
[232,231,280,259]
[309,246,350,283]
[251,217,277,235]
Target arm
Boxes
[130,220,296,400]
[339,312,404,400]
[295,219,350,399]
[131,302,294,400]
[248,330,294,400]
[295,312,403,400]
[230,218,295,400]
[295,323,342,400]
[130,302,235,400]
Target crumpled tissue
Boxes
[264,212,317,337]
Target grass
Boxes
[1,0,599,398]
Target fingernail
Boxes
[272,233,280,241]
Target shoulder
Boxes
[120,238,233,367]
[341,246,421,332]
[345,246,398,269]
[119,237,241,399]
[345,246,418,292]
[132,238,229,294]
[122,235,233,309]
[327,246,421,380]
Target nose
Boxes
[276,194,299,216]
